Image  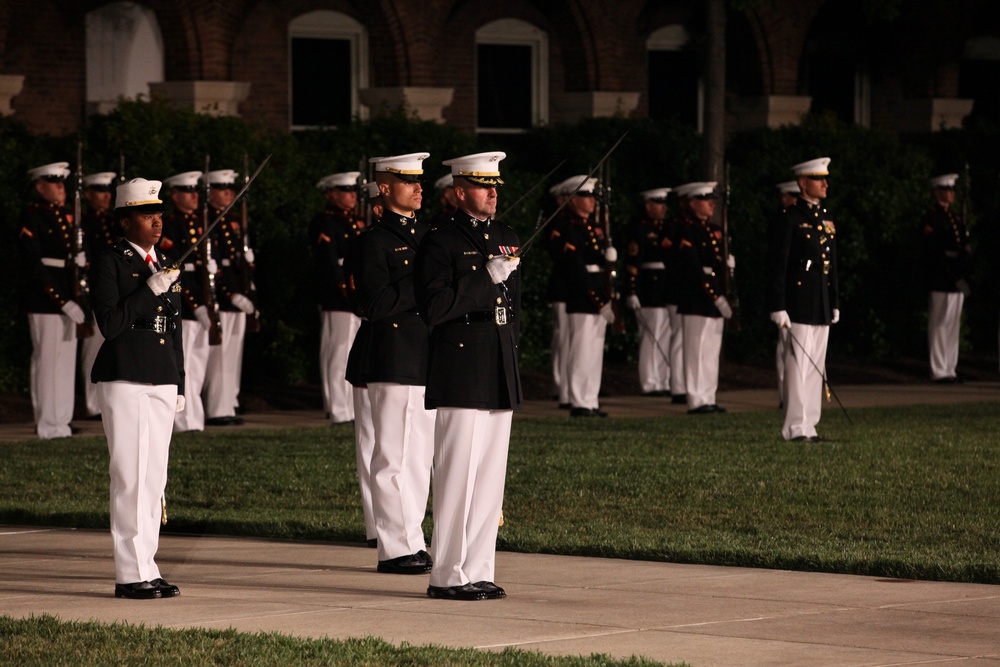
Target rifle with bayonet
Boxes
[720,163,740,331]
[241,152,261,333]
[201,155,223,345]
[71,140,95,338]
[597,160,624,335]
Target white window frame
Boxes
[646,24,703,133]
[475,18,549,134]
[288,11,369,130]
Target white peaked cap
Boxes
[316,172,361,190]
[928,173,958,188]
[554,175,597,196]
[775,180,801,194]
[164,171,203,189]
[203,169,238,186]
[434,173,454,190]
[641,187,671,201]
[28,162,71,181]
[82,172,117,188]
[442,151,506,186]
[791,157,831,176]
[674,182,717,198]
[369,153,429,181]
[115,178,163,209]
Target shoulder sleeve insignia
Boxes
[318,233,331,244]
[18,226,33,239]
[680,239,693,248]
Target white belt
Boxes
[584,264,602,273]
[41,258,66,268]
[337,258,345,266]
[641,262,666,270]
[702,266,714,275]
[183,263,196,272]
[221,259,231,267]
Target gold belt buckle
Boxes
[494,306,507,326]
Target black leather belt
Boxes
[131,316,175,333]
[449,307,513,326]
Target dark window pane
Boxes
[291,37,351,127]
[960,59,1000,125]
[648,50,699,126]
[804,55,856,123]
[478,43,532,129]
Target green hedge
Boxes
[1,101,996,394]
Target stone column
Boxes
[0,74,25,116]
[359,87,454,123]
[149,81,252,117]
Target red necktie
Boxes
[145,254,156,270]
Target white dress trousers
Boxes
[99,380,176,583]
[80,328,105,417]
[174,320,210,432]
[682,315,724,409]
[429,408,512,588]
[567,312,607,410]
[368,382,435,561]
[320,311,361,423]
[782,322,829,440]
[205,310,245,418]
[636,306,671,393]
[667,304,686,396]
[352,386,377,541]
[550,302,570,403]
[928,291,964,380]
[28,313,77,439]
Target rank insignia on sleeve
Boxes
[18,226,33,239]
[318,233,331,243]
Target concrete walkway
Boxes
[2,382,999,665]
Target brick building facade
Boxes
[0,0,997,136]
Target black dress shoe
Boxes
[150,578,180,597]
[427,583,487,601]
[671,394,688,405]
[377,553,432,574]
[472,581,506,599]
[569,407,608,418]
[687,405,716,414]
[115,581,161,600]
[415,549,433,566]
[69,425,82,435]
[712,404,727,413]
[206,416,244,426]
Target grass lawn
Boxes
[2,401,998,583]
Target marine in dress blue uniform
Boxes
[766,158,840,442]
[91,177,184,599]
[158,171,216,432]
[352,153,435,575]
[675,182,733,414]
[623,187,673,396]
[920,173,971,383]
[16,162,83,439]
[416,151,520,601]
[310,171,366,424]
[79,171,119,420]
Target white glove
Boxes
[726,254,736,270]
[244,248,255,264]
[175,395,186,413]
[626,294,641,310]
[230,293,255,314]
[831,308,840,324]
[714,296,733,320]
[599,301,615,324]
[74,252,87,268]
[605,246,618,263]
[61,300,85,324]
[206,258,219,274]
[194,305,213,331]
[486,256,519,284]
[147,268,179,296]
[770,310,790,329]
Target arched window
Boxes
[289,11,368,129]
[476,18,548,134]
[85,2,164,113]
[646,24,701,130]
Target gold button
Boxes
[472,265,477,270]
[458,343,464,348]
[484,234,490,240]
[404,259,409,265]
[156,305,163,312]
[496,297,502,304]
[488,254,494,259]
[410,228,415,234]
[393,323,398,328]
[159,339,165,345]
